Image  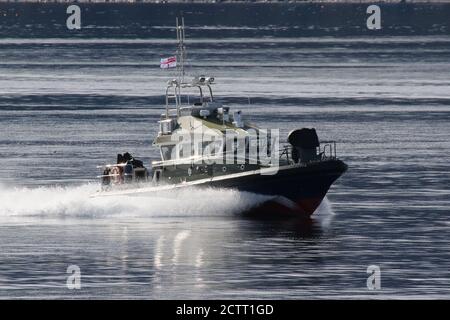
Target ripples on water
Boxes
[0,3,450,299]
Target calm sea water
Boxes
[0,3,450,299]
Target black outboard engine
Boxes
[288,128,320,163]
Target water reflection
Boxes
[241,197,336,239]
[153,230,206,290]
[147,199,336,294]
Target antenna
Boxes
[176,17,186,83]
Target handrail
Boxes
[319,141,337,160]
[279,141,338,164]
[150,142,339,168]
[165,81,214,119]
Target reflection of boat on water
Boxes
[96,18,347,217]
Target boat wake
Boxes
[0,183,272,219]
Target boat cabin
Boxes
[154,76,249,163]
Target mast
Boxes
[176,17,186,83]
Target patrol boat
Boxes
[97,18,347,217]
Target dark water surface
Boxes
[0,3,450,299]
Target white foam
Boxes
[0,183,270,219]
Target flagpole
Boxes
[176,17,186,84]
[181,17,186,83]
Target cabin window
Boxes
[203,140,224,157]
[161,145,175,160]
[178,143,194,159]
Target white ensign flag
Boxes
[160,56,177,69]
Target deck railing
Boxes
[279,141,338,164]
